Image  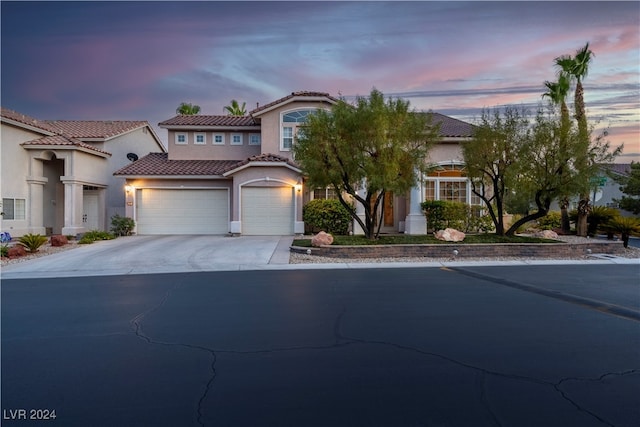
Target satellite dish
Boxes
[127,153,138,162]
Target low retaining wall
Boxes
[291,241,626,259]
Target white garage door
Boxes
[242,187,294,235]
[136,189,228,235]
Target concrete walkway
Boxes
[2,234,639,280]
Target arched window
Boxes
[424,163,480,205]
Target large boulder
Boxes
[434,228,466,242]
[7,245,27,258]
[311,231,334,247]
[50,235,68,247]
[535,229,559,240]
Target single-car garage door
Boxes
[136,189,228,235]
[241,187,294,235]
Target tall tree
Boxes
[542,73,572,233]
[294,89,439,239]
[224,99,246,116]
[463,106,619,236]
[555,43,595,236]
[176,102,201,115]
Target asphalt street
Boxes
[2,264,639,427]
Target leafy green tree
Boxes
[294,89,439,239]
[464,106,618,236]
[224,99,246,116]
[176,102,201,115]
[615,162,640,214]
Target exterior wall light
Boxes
[125,185,133,194]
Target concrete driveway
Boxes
[0,235,294,279]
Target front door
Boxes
[384,192,394,227]
[83,193,99,231]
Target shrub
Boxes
[111,214,135,236]
[17,233,48,253]
[79,230,115,244]
[537,211,562,230]
[303,199,353,235]
[421,201,492,233]
[602,217,640,248]
[587,206,619,237]
[1,244,8,257]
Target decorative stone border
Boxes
[291,241,626,259]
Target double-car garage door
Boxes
[135,187,294,235]
[136,189,228,235]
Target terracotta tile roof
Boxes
[159,115,258,127]
[250,91,339,115]
[223,153,300,173]
[429,112,476,138]
[114,153,240,176]
[20,135,111,155]
[1,107,59,133]
[43,120,149,139]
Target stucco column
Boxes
[26,176,47,235]
[404,178,427,235]
[61,180,84,236]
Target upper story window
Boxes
[195,133,206,145]
[280,109,318,151]
[175,133,187,145]
[231,133,243,145]
[213,133,224,145]
[249,134,261,146]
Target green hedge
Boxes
[303,199,352,235]
[421,200,493,233]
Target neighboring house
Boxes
[596,163,635,216]
[0,108,166,237]
[114,91,477,236]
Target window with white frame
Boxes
[194,133,206,145]
[424,164,480,205]
[249,134,261,146]
[231,133,243,145]
[282,127,293,150]
[213,133,224,145]
[280,109,319,151]
[2,198,26,220]
[175,133,187,145]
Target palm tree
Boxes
[542,73,572,233]
[224,100,246,116]
[176,102,201,115]
[554,43,595,236]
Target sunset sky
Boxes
[2,1,638,160]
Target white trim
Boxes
[175,133,187,145]
[251,95,338,117]
[194,132,206,145]
[222,161,302,177]
[213,133,225,145]
[231,133,243,145]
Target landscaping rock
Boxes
[434,228,466,242]
[8,245,27,258]
[535,230,559,239]
[311,231,334,247]
[50,235,68,247]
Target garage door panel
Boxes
[136,189,228,235]
[242,187,293,235]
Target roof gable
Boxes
[21,135,111,156]
[43,120,149,140]
[250,91,339,117]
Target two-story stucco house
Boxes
[0,107,166,237]
[114,91,477,236]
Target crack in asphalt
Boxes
[130,289,636,427]
[130,282,217,427]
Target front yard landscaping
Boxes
[293,234,559,247]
